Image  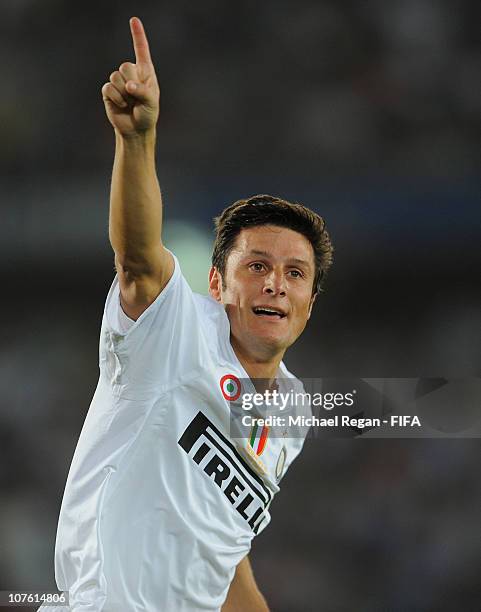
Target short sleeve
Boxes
[106,293,135,335]
[99,253,214,398]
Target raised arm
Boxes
[102,16,174,320]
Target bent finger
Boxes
[110,70,127,95]
[119,61,138,83]
[124,79,152,104]
[102,82,128,108]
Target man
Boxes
[41,16,333,612]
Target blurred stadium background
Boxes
[1,1,480,610]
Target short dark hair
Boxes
[212,194,333,295]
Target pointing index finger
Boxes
[130,16,152,65]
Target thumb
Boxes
[125,80,151,103]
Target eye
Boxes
[288,270,302,278]
[249,262,265,272]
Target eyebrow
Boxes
[247,249,312,268]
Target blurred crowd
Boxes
[1,0,480,176]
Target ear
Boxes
[209,266,223,302]
[307,292,317,320]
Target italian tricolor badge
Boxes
[248,423,269,456]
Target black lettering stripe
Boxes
[178,412,209,453]
[203,431,269,507]
[192,442,210,464]
[204,422,273,502]
[178,411,273,504]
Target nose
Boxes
[262,269,286,297]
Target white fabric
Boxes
[40,253,306,612]
[109,295,135,334]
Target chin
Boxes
[250,329,290,353]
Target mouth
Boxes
[252,306,287,320]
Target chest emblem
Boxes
[248,422,269,456]
[240,422,270,476]
[220,373,242,401]
[275,445,287,482]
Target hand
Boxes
[102,17,160,136]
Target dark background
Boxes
[1,1,480,611]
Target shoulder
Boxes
[192,292,227,327]
[192,292,231,356]
[278,361,304,391]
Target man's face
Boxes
[209,225,317,360]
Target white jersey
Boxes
[41,254,306,612]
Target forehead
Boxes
[230,225,314,266]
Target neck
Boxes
[230,335,284,385]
